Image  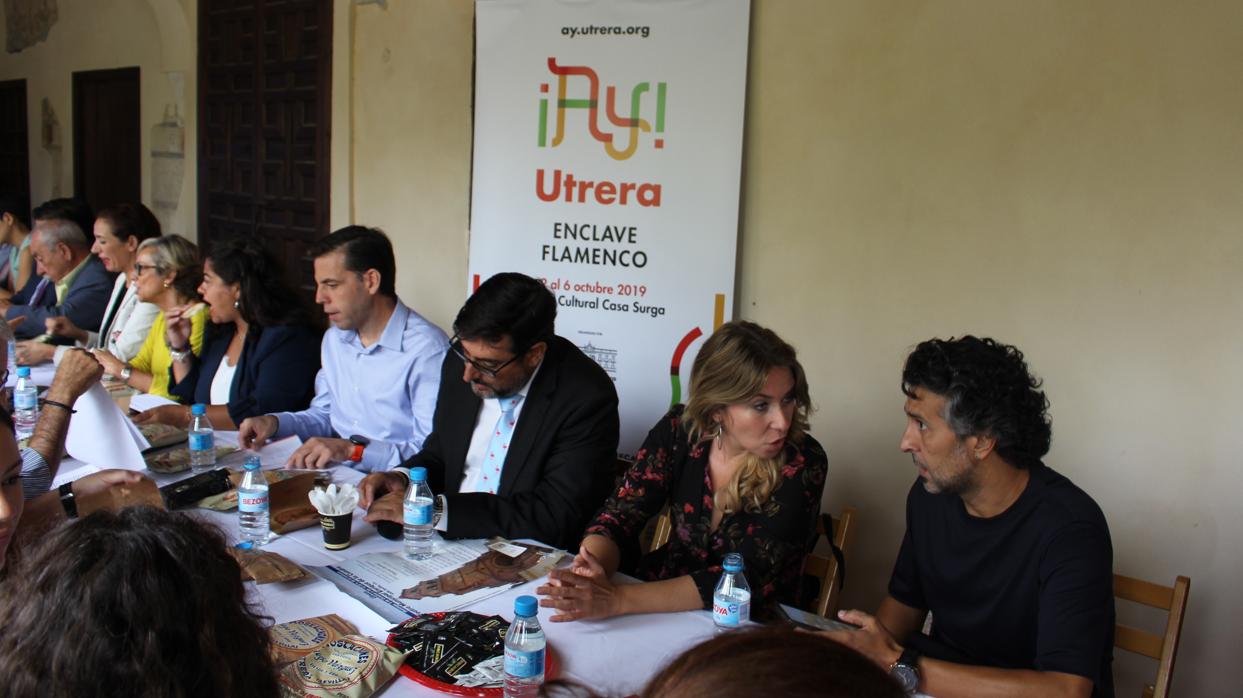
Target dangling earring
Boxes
[713,422,723,449]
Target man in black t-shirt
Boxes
[823,336,1115,698]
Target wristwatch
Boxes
[120,365,133,382]
[348,434,370,462]
[58,483,78,519]
[169,345,192,363]
[889,647,921,694]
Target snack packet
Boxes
[278,634,408,698]
[229,547,308,584]
[270,614,360,667]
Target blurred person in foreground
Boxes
[822,336,1114,698]
[539,625,903,698]
[0,507,279,696]
[537,321,827,621]
[135,237,321,429]
[0,322,147,565]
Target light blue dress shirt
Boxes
[270,299,449,472]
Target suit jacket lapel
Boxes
[443,375,482,495]
[497,340,561,496]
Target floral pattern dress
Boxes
[585,406,828,619]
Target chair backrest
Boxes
[1113,573,1190,698]
[801,507,857,618]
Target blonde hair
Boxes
[683,321,813,515]
[137,235,202,299]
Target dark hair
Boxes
[31,197,93,246]
[640,625,904,698]
[0,507,280,697]
[207,237,314,328]
[96,202,162,244]
[308,225,397,299]
[454,272,555,353]
[0,195,31,230]
[902,335,1052,469]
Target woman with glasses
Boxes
[133,238,321,429]
[537,321,828,622]
[19,203,163,366]
[92,235,207,400]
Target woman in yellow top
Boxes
[92,235,206,400]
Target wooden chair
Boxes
[802,507,858,618]
[1113,573,1190,698]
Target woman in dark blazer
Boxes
[134,238,322,430]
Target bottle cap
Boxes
[723,552,744,573]
[192,403,207,415]
[409,466,428,483]
[16,367,30,377]
[514,595,538,618]
[244,455,261,471]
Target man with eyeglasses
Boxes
[237,226,448,471]
[358,272,619,550]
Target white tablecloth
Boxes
[53,447,719,697]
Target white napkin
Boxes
[308,483,360,516]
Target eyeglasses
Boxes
[449,335,527,378]
[133,262,163,276]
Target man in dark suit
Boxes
[359,272,619,550]
[0,198,115,340]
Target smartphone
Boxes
[777,603,860,632]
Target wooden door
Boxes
[73,67,141,212]
[0,80,31,217]
[199,0,331,294]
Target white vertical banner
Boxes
[470,0,750,456]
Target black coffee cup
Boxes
[320,513,353,550]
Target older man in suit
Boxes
[359,272,620,550]
[1,198,114,340]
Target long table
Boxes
[54,442,719,697]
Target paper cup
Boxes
[320,513,353,550]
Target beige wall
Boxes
[740,2,1239,696]
[4,0,1237,694]
[342,0,474,332]
[0,0,196,238]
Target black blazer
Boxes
[168,323,322,426]
[402,335,620,550]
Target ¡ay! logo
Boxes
[537,58,667,161]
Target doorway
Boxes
[198,0,332,295]
[73,67,141,213]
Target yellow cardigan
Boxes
[129,307,209,401]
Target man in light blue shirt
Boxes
[237,226,448,472]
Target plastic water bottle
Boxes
[13,366,38,441]
[6,338,16,381]
[503,595,545,697]
[712,552,751,632]
[403,467,434,560]
[188,403,215,473]
[238,455,270,545]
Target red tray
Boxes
[387,614,558,697]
